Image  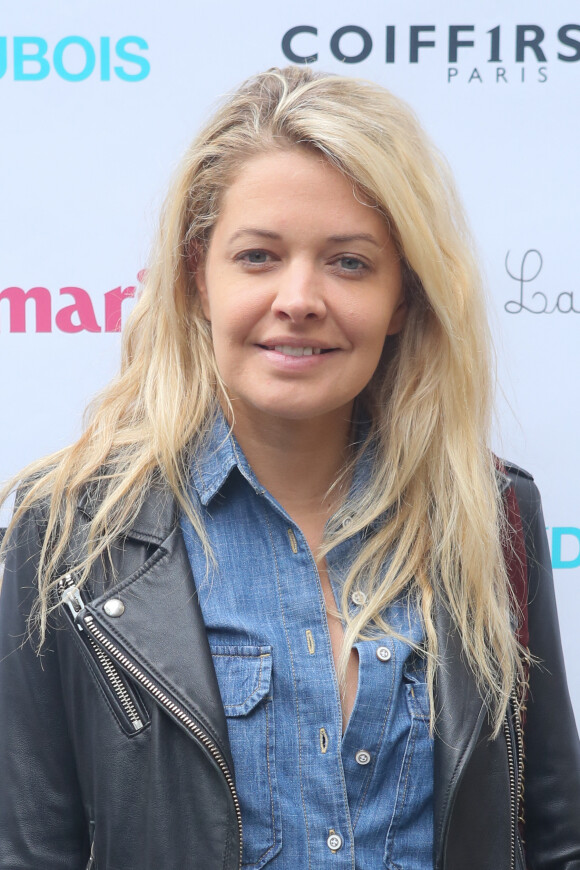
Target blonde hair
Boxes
[1,66,520,734]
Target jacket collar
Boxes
[495,466,511,494]
[78,481,175,544]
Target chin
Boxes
[237,395,355,424]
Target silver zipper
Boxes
[59,573,85,624]
[511,684,527,868]
[503,709,517,870]
[83,613,243,870]
[86,836,95,870]
[511,686,525,832]
[58,575,144,732]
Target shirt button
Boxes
[342,516,353,529]
[326,831,343,852]
[376,645,391,662]
[351,590,367,606]
[355,749,371,765]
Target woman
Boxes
[0,66,579,870]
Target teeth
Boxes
[273,345,322,357]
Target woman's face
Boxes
[196,148,405,426]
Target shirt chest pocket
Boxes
[211,645,282,869]
[383,655,433,870]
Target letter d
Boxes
[14,37,50,81]
[0,38,7,79]
[552,527,580,569]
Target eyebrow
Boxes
[327,233,381,247]
[228,229,281,244]
[227,228,382,247]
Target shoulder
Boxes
[501,460,534,482]
[4,485,49,553]
[498,461,550,599]
[78,475,176,545]
[497,459,542,523]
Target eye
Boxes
[335,255,369,273]
[237,249,272,265]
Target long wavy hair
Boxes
[0,66,521,734]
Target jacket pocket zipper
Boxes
[58,574,146,733]
[503,691,524,870]
[511,685,526,869]
[81,611,244,870]
[86,822,95,870]
[503,712,516,870]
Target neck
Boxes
[228,404,353,531]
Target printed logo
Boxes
[550,528,580,570]
[0,274,143,333]
[0,36,150,82]
[282,23,580,84]
[504,250,579,314]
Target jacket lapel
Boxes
[433,466,512,867]
[433,596,486,868]
[77,486,233,768]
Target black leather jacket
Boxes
[1,465,579,870]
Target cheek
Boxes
[345,303,393,351]
[209,299,261,357]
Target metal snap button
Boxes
[355,749,371,765]
[351,590,367,606]
[376,645,391,662]
[103,598,125,617]
[326,831,343,852]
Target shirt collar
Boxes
[189,410,264,506]
[189,412,512,528]
[189,410,375,509]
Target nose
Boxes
[271,262,327,322]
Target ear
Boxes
[386,295,408,336]
[189,244,211,321]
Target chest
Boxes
[180,495,433,869]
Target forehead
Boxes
[213,148,390,240]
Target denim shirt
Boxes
[181,415,433,870]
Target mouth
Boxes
[258,344,336,357]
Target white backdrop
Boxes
[1,0,578,725]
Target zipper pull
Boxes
[58,573,85,629]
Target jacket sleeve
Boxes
[512,472,580,870]
[0,505,89,869]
